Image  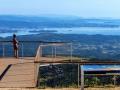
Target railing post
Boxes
[55,46,56,62]
[34,63,37,87]
[40,46,42,61]
[52,46,54,62]
[113,75,116,87]
[70,43,73,62]
[81,65,84,90]
[2,43,5,57]
[39,46,41,62]
[78,63,80,88]
[21,43,24,58]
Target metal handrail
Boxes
[35,46,41,62]
[0,41,69,57]
[0,41,68,43]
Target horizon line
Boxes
[0,14,120,19]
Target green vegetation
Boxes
[38,64,120,88]
[38,64,78,88]
[84,75,120,88]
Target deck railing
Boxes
[37,62,120,90]
[34,43,120,90]
[1,41,120,90]
[0,41,67,57]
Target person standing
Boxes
[13,34,19,58]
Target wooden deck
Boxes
[0,56,120,88]
[0,57,36,88]
[0,56,70,88]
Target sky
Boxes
[0,0,120,18]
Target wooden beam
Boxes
[35,61,120,65]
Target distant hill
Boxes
[0,15,119,28]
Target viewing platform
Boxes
[0,56,71,88]
[0,41,120,90]
[0,41,73,88]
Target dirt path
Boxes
[0,88,119,90]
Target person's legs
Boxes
[14,49,16,57]
[14,49,18,58]
[16,49,18,58]
[14,45,18,58]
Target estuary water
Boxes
[1,27,120,37]
[83,65,120,71]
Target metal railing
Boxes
[1,41,120,90]
[34,43,120,90]
[32,44,120,90]
[0,41,38,57]
[0,41,67,57]
[34,43,73,87]
[0,41,70,88]
[37,62,120,90]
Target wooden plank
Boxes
[0,57,36,87]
